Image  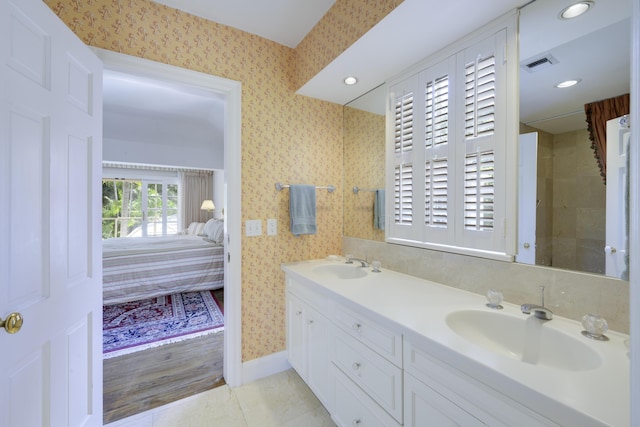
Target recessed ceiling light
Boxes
[555,79,581,88]
[343,76,358,85]
[559,1,593,19]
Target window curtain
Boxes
[179,171,213,229]
[584,93,630,184]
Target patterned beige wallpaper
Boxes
[343,105,385,241]
[294,0,404,90]
[43,0,400,361]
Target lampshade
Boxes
[200,200,215,211]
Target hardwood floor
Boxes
[103,289,225,424]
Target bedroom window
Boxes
[102,179,179,239]
[386,18,516,260]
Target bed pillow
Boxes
[194,222,207,236]
[186,222,206,235]
[203,219,224,244]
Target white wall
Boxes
[103,109,224,170]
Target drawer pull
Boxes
[352,419,361,426]
[352,362,361,371]
[295,310,302,316]
[307,319,314,324]
[352,322,362,331]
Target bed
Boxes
[102,232,224,305]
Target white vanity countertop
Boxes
[282,258,630,427]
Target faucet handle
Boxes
[486,289,503,309]
[581,314,609,341]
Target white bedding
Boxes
[102,235,224,305]
[103,235,220,257]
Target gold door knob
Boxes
[1,312,23,334]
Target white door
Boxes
[0,1,103,426]
[516,132,538,264]
[605,116,630,279]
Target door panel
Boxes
[516,132,538,264]
[0,1,103,426]
[8,108,48,305]
[605,117,630,278]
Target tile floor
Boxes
[105,369,336,427]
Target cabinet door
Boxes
[333,367,401,427]
[287,294,306,376]
[405,374,485,427]
[306,305,331,410]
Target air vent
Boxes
[521,54,558,73]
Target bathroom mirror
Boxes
[342,0,631,278]
[343,84,386,241]
[518,0,630,277]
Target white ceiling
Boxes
[102,70,225,153]
[519,0,631,134]
[151,0,335,48]
[105,0,632,143]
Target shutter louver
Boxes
[394,164,413,224]
[425,75,449,148]
[464,55,496,139]
[464,151,495,231]
[425,159,448,227]
[395,93,414,153]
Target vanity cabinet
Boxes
[286,278,331,411]
[283,260,629,427]
[404,338,560,427]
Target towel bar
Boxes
[276,182,335,193]
[353,186,378,194]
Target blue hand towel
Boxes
[289,184,317,236]
[374,189,385,230]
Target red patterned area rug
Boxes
[103,290,224,359]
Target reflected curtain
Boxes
[179,171,213,229]
[584,93,630,184]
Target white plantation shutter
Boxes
[395,92,414,154]
[457,30,506,252]
[387,23,512,257]
[464,151,495,230]
[394,91,414,225]
[389,74,422,240]
[421,57,456,244]
[425,158,448,227]
[425,75,450,149]
[395,164,413,224]
[464,55,496,138]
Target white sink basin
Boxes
[312,264,368,279]
[446,310,602,371]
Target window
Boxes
[102,178,179,239]
[387,18,516,259]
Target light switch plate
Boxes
[267,219,277,235]
[246,219,262,236]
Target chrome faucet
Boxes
[346,257,369,268]
[521,304,553,320]
[521,286,553,320]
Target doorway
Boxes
[95,49,242,421]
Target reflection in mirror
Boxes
[518,0,630,278]
[343,84,387,241]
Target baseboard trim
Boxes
[240,350,291,385]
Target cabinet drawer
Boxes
[332,301,402,367]
[332,328,403,423]
[332,367,401,427]
[404,340,560,427]
[287,277,329,312]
